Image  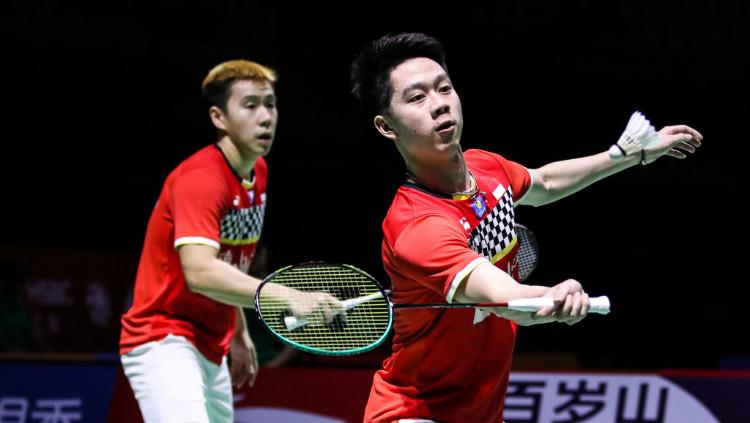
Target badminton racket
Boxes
[255,262,609,356]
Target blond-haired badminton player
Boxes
[350,33,702,423]
[119,60,339,423]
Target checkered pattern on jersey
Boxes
[220,203,265,244]
[469,187,516,261]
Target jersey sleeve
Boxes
[170,169,228,250]
[390,214,488,303]
[466,149,532,202]
[491,154,532,202]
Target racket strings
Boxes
[257,265,391,354]
[516,225,539,281]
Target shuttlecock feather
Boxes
[608,111,660,159]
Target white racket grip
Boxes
[507,297,554,312]
[283,291,385,330]
[341,291,384,309]
[507,295,610,315]
[589,296,610,315]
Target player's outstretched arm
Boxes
[455,262,590,326]
[518,113,703,207]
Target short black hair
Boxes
[350,33,447,116]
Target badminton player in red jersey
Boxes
[350,33,702,423]
[119,60,340,423]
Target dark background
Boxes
[2,1,748,369]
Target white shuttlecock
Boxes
[608,111,660,159]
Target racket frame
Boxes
[254,263,394,356]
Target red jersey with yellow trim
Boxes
[119,144,267,364]
[364,149,532,423]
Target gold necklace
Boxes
[405,171,479,200]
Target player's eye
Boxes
[408,94,425,103]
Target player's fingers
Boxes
[580,292,590,318]
[667,148,687,159]
[562,293,575,316]
[536,306,554,318]
[568,292,583,317]
[329,295,345,313]
[323,297,344,324]
[323,307,338,324]
[232,363,247,389]
[674,140,696,153]
[316,295,334,323]
[536,298,558,317]
[321,308,333,324]
[248,354,259,387]
[333,298,347,323]
[551,286,567,307]
[564,292,590,325]
[681,126,704,142]
[250,345,258,367]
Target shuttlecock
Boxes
[608,111,660,159]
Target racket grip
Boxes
[507,295,610,315]
[506,297,553,312]
[589,296,610,315]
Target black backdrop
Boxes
[3,1,748,368]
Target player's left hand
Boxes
[230,330,259,389]
[644,125,703,164]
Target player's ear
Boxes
[374,115,397,140]
[209,106,227,131]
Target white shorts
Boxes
[121,334,233,423]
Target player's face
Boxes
[221,79,277,157]
[381,58,463,160]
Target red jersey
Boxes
[120,144,267,364]
[364,149,532,423]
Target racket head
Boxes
[254,262,393,356]
[516,223,539,281]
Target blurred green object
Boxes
[0,262,32,351]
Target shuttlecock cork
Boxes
[609,111,660,159]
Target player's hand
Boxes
[538,279,589,325]
[288,290,344,324]
[489,308,556,326]
[230,330,258,389]
[644,125,703,164]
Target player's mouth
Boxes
[435,120,457,137]
[257,133,274,142]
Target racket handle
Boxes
[507,295,610,315]
[342,291,384,309]
[589,296,610,315]
[285,295,611,328]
